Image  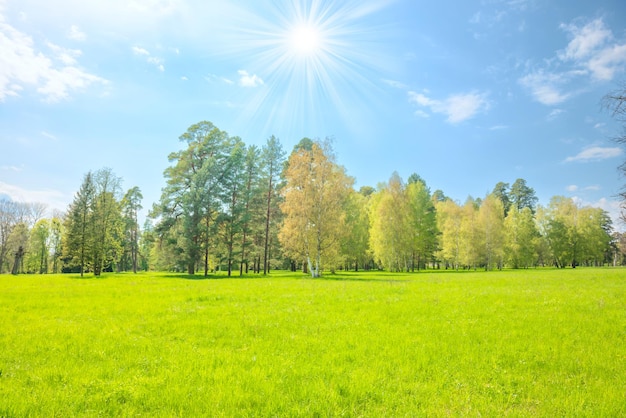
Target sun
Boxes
[289,23,322,56]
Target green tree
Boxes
[504,206,538,268]
[26,219,50,273]
[91,168,123,276]
[406,177,438,270]
[63,171,96,276]
[510,178,538,213]
[477,194,505,270]
[436,199,463,270]
[459,197,481,269]
[121,186,143,273]
[260,135,286,274]
[156,121,235,275]
[341,190,370,271]
[492,181,511,216]
[368,172,412,272]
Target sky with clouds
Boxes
[1,0,625,227]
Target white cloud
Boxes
[559,19,611,61]
[489,125,508,131]
[238,70,263,88]
[408,90,489,124]
[0,13,107,102]
[67,24,86,41]
[40,131,57,140]
[520,18,626,105]
[132,46,165,71]
[382,79,407,89]
[566,185,578,192]
[205,73,234,85]
[0,181,67,211]
[181,76,188,81]
[565,146,623,163]
[558,18,626,81]
[132,46,150,56]
[518,71,573,105]
[1,165,23,172]
[547,108,565,121]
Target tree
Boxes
[121,186,143,273]
[368,172,412,272]
[603,84,626,222]
[91,168,123,276]
[459,197,481,269]
[504,206,538,268]
[63,171,96,276]
[436,199,463,270]
[477,194,505,270]
[510,178,538,213]
[155,121,235,275]
[279,139,353,277]
[26,219,50,273]
[0,199,20,273]
[406,177,438,270]
[492,182,511,217]
[341,190,370,271]
[260,135,286,275]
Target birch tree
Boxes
[279,139,353,277]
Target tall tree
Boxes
[121,186,143,273]
[510,178,538,213]
[63,171,96,276]
[492,182,511,216]
[239,145,261,275]
[341,190,370,271]
[156,121,235,275]
[435,199,463,270]
[91,168,123,276]
[368,172,412,272]
[26,219,50,273]
[279,139,353,277]
[0,199,20,273]
[260,135,286,275]
[504,206,538,268]
[477,194,505,270]
[603,84,626,221]
[406,177,438,270]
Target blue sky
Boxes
[1,0,625,227]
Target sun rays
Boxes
[211,0,395,140]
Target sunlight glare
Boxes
[289,24,321,56]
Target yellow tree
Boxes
[368,172,412,272]
[436,199,463,270]
[477,194,505,270]
[279,139,353,277]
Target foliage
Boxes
[279,139,353,277]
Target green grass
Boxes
[0,268,625,416]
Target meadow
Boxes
[0,268,625,417]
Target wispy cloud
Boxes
[132,46,164,71]
[67,25,86,41]
[559,18,626,81]
[0,181,66,210]
[547,108,565,121]
[0,14,107,102]
[408,90,489,124]
[565,146,623,163]
[1,165,23,172]
[382,79,407,89]
[205,73,233,85]
[520,18,626,105]
[238,70,263,88]
[41,131,57,140]
[489,124,509,131]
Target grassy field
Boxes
[0,268,625,416]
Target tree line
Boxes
[1,120,624,276]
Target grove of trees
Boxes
[2,118,625,277]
